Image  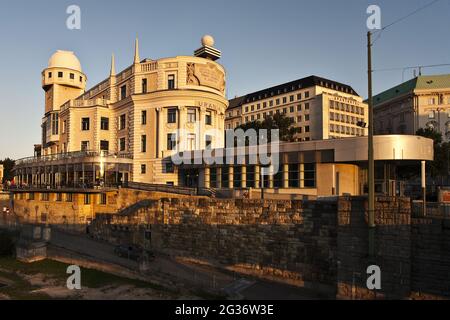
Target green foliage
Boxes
[0,231,16,256]
[235,113,299,143]
[416,128,450,178]
[0,158,15,183]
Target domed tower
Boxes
[42,50,86,114]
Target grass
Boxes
[0,256,175,299]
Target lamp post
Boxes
[367,31,376,259]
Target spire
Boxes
[110,53,116,76]
[134,37,140,64]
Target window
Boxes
[48,72,52,78]
[187,108,196,123]
[119,114,126,130]
[165,162,174,173]
[168,108,177,123]
[283,108,287,114]
[168,74,175,89]
[167,133,177,150]
[101,117,109,130]
[297,105,302,112]
[56,193,62,201]
[84,194,90,205]
[28,193,35,200]
[66,193,73,202]
[80,76,83,82]
[100,140,109,151]
[283,97,287,104]
[41,193,49,201]
[141,135,147,152]
[81,141,89,151]
[297,93,301,100]
[290,106,294,113]
[205,111,212,125]
[305,103,310,110]
[81,117,90,131]
[70,73,74,80]
[119,137,126,151]
[99,193,107,205]
[290,95,294,102]
[429,98,436,105]
[305,91,310,98]
[297,116,302,122]
[51,113,59,135]
[120,85,127,100]
[428,110,436,119]
[205,134,212,148]
[305,114,310,121]
[141,164,146,174]
[142,78,147,93]
[187,133,196,150]
[58,72,63,78]
[140,110,147,125]
[305,126,310,133]
[276,99,280,105]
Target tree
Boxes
[235,113,299,143]
[415,128,450,179]
[0,158,15,183]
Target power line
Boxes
[370,0,444,45]
[373,63,450,72]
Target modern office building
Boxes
[373,74,450,139]
[225,76,369,141]
[13,35,228,187]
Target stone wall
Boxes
[91,196,450,299]
[92,198,339,295]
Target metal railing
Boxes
[127,182,197,196]
[15,150,133,166]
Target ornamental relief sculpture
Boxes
[186,62,225,93]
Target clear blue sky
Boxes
[1,0,449,159]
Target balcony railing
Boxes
[15,150,133,166]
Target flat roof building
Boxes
[226,76,369,141]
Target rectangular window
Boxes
[141,164,146,174]
[100,140,109,151]
[56,193,62,201]
[297,93,301,100]
[168,108,177,123]
[187,108,196,123]
[100,117,109,130]
[305,91,310,98]
[48,72,52,78]
[205,134,212,148]
[100,193,107,205]
[305,126,310,133]
[66,193,73,202]
[269,100,273,107]
[84,194,90,205]
[120,85,127,100]
[119,137,126,151]
[142,78,147,93]
[290,106,294,113]
[58,71,63,78]
[167,133,177,150]
[81,141,89,151]
[51,113,59,135]
[141,110,147,125]
[41,193,49,201]
[141,135,147,152]
[187,133,196,150]
[168,74,175,89]
[305,103,310,110]
[205,111,212,125]
[119,114,126,130]
[165,162,174,173]
[276,99,280,105]
[283,97,287,104]
[81,117,90,131]
[70,73,74,80]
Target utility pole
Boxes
[367,31,375,259]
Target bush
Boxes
[0,231,16,256]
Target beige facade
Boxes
[0,164,3,184]
[15,36,228,187]
[373,74,450,139]
[226,76,368,141]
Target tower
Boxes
[42,50,86,114]
[41,50,87,155]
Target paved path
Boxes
[49,228,323,299]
